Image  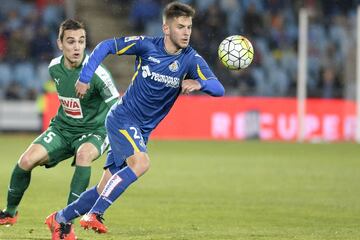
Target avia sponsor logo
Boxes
[141,65,179,88]
[102,175,122,197]
[58,96,83,119]
[147,56,161,64]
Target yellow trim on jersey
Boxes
[116,43,136,55]
[119,129,140,153]
[197,64,207,80]
[131,57,142,82]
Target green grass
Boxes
[0,134,359,240]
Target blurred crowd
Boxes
[0,0,64,100]
[128,0,360,98]
[1,0,360,100]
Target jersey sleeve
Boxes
[48,56,61,82]
[79,36,147,84]
[93,64,120,108]
[114,36,147,56]
[187,53,225,97]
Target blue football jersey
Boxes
[80,36,224,137]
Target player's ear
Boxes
[57,38,63,51]
[163,23,170,36]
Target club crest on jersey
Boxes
[169,60,180,72]
[58,96,83,119]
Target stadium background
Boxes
[1,0,357,98]
[0,1,359,240]
[0,0,359,141]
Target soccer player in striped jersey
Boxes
[46,1,224,237]
[0,19,119,239]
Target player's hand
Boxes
[181,79,201,94]
[75,80,90,99]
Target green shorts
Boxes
[33,125,108,168]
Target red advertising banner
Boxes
[43,94,356,141]
[151,96,356,141]
[43,93,59,130]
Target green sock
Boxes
[67,166,91,205]
[5,164,31,216]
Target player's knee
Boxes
[138,156,150,173]
[18,153,38,170]
[127,153,150,176]
[75,151,93,166]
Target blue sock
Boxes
[89,166,137,214]
[56,186,99,223]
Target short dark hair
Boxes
[163,1,195,23]
[58,19,85,41]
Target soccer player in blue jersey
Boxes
[46,1,224,238]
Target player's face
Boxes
[164,16,192,52]
[57,29,86,68]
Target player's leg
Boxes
[80,121,149,233]
[79,152,149,233]
[1,126,72,226]
[48,117,148,233]
[54,150,121,224]
[2,124,73,223]
[49,151,146,234]
[89,122,150,212]
[0,143,49,225]
[54,168,112,223]
[46,161,114,238]
[46,183,98,240]
[67,132,107,204]
[89,151,149,214]
[49,134,107,238]
[67,143,96,204]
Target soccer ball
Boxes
[218,35,254,70]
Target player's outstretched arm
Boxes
[188,53,225,97]
[198,78,225,97]
[79,39,117,84]
[181,78,225,97]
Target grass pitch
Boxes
[0,134,359,240]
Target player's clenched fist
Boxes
[181,79,201,94]
[75,79,90,98]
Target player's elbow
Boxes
[95,39,116,55]
[212,84,225,97]
[202,79,225,97]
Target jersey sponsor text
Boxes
[58,96,83,119]
[141,65,180,88]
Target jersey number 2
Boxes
[130,127,140,139]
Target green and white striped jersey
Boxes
[48,55,119,133]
